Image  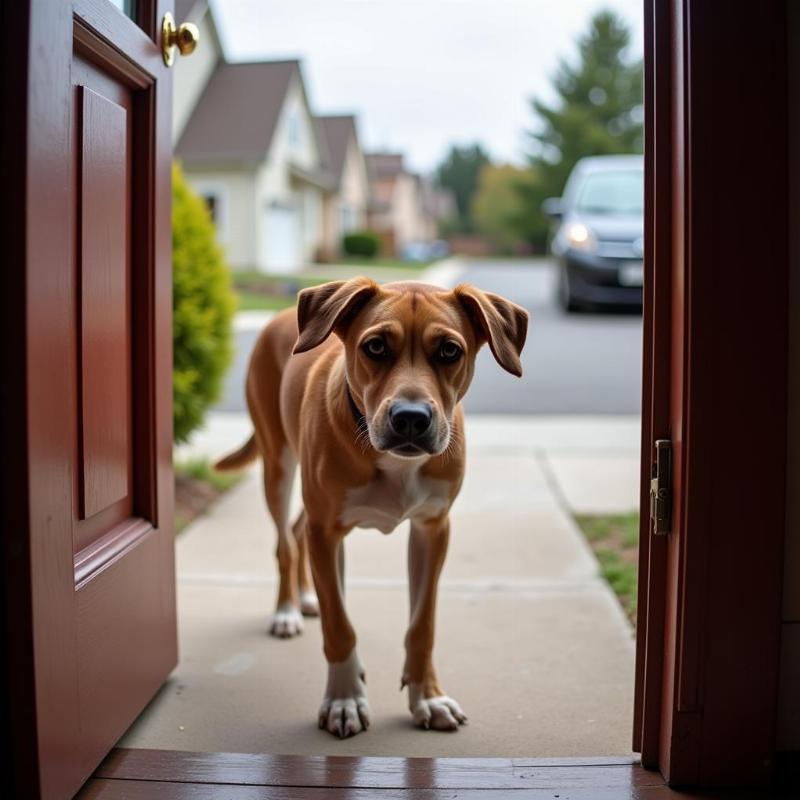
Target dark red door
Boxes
[633,0,789,788]
[2,2,178,797]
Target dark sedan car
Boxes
[544,155,644,311]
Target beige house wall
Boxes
[183,168,257,270]
[340,137,369,229]
[390,174,427,249]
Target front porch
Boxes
[118,413,637,758]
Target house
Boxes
[172,4,331,273]
[176,59,331,273]
[365,152,427,255]
[420,178,457,241]
[316,115,370,261]
[365,153,452,256]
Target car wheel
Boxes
[558,267,579,312]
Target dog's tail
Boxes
[214,434,259,472]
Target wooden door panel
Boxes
[0,2,177,797]
[79,85,131,524]
[75,526,175,786]
[72,53,138,554]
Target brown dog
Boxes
[216,278,527,737]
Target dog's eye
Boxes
[438,341,463,363]
[363,337,388,360]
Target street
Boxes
[216,259,643,415]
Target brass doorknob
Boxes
[161,12,199,66]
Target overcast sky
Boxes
[210,0,643,174]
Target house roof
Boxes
[365,152,406,180]
[175,60,301,166]
[316,116,358,187]
[174,0,197,22]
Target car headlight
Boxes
[565,222,596,253]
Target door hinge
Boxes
[650,439,672,535]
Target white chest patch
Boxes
[339,455,451,534]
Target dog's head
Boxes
[293,278,528,458]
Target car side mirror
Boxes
[542,197,563,220]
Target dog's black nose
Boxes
[389,402,432,440]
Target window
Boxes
[340,204,357,233]
[287,111,301,147]
[202,194,218,222]
[575,169,644,215]
[191,182,229,244]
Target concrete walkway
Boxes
[119,413,640,757]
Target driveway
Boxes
[215,259,643,415]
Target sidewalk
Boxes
[120,412,640,757]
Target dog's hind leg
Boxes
[261,443,304,638]
[292,510,319,617]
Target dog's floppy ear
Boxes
[293,277,379,354]
[454,284,529,377]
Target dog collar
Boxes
[345,381,366,429]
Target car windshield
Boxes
[574,169,643,215]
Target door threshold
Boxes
[75,746,781,798]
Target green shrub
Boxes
[342,230,381,258]
[172,162,235,443]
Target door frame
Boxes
[634,0,789,787]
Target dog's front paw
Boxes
[319,650,370,738]
[408,684,467,731]
[269,603,304,638]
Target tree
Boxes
[471,164,539,253]
[522,10,643,247]
[434,143,491,233]
[172,162,236,443]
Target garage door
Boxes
[265,206,299,273]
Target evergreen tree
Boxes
[435,143,491,233]
[522,10,643,248]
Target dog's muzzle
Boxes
[383,401,437,456]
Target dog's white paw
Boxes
[408,684,467,731]
[300,590,320,617]
[318,650,370,738]
[269,603,304,638]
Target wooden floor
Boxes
[75,748,798,798]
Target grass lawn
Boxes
[334,256,435,269]
[230,262,437,311]
[235,291,298,312]
[573,512,639,625]
[174,457,244,533]
[232,270,323,288]
[231,271,324,312]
